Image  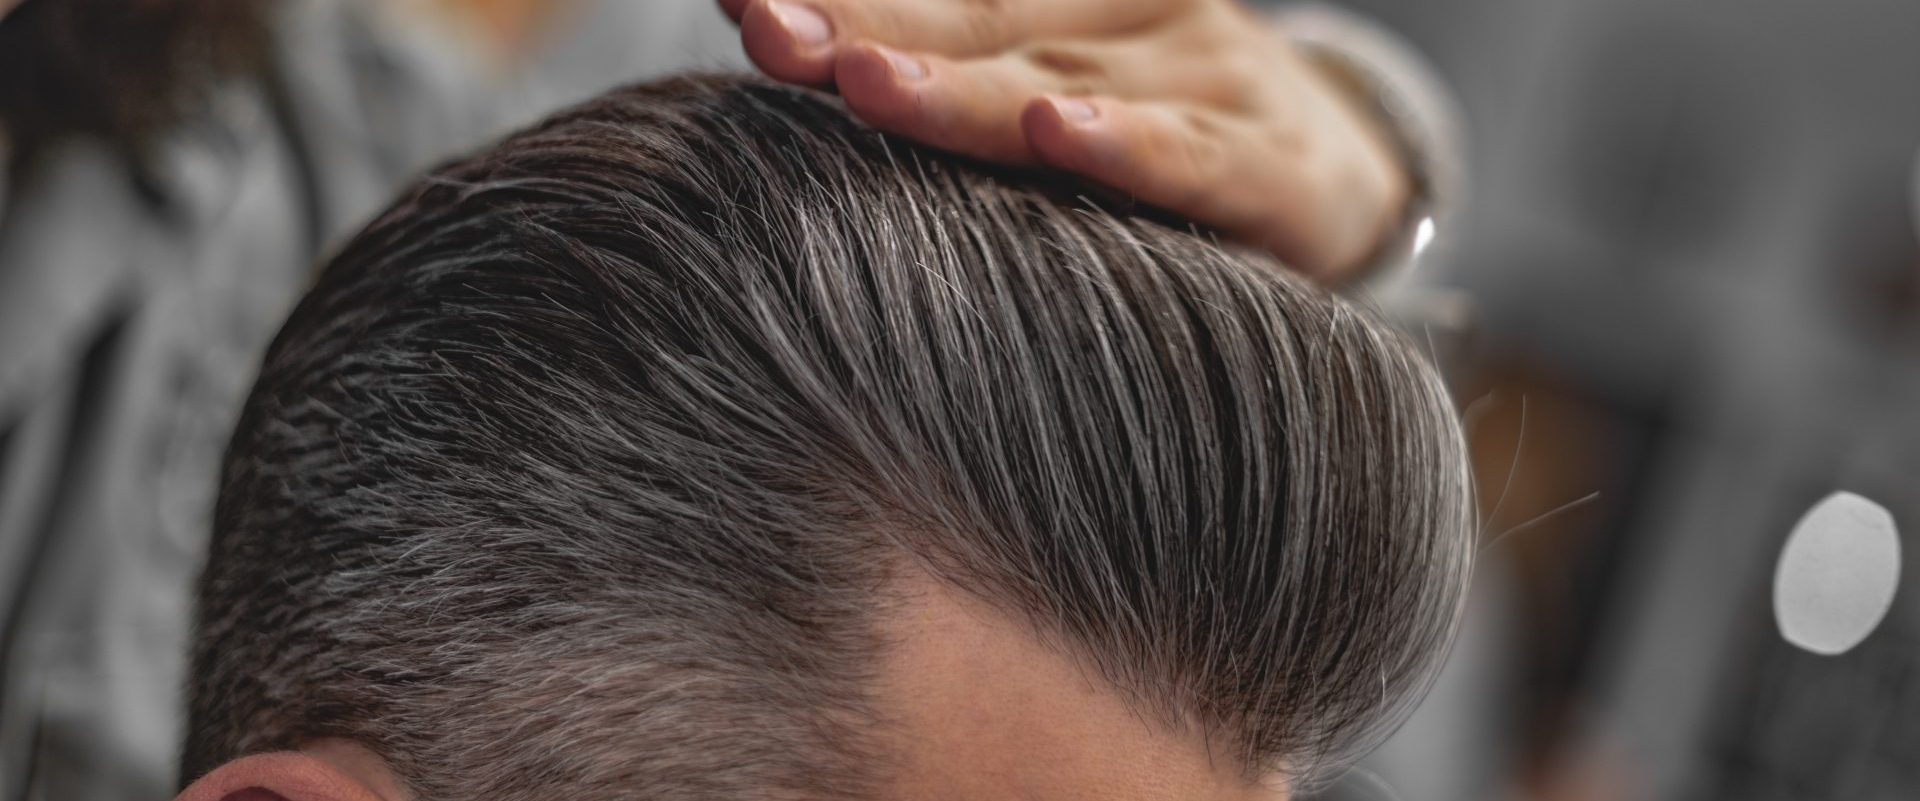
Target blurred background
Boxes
[2,1,1917,800]
[1346,1,1920,800]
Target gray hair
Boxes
[187,74,1474,801]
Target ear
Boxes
[176,752,391,801]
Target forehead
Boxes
[872,573,1288,801]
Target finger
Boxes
[1012,37,1266,112]
[740,0,841,86]
[835,32,1267,167]
[718,0,749,23]
[739,0,1183,87]
[836,43,1082,164]
[1022,97,1375,278]
[823,0,1182,54]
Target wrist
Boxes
[1269,3,1464,289]
[1300,47,1417,281]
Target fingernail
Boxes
[874,45,927,82]
[767,1,832,48]
[1047,96,1098,124]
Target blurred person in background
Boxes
[0,0,1458,799]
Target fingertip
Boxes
[835,43,930,127]
[1022,95,1112,168]
[740,0,837,86]
[836,41,927,90]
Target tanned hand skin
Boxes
[718,0,1411,283]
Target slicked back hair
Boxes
[187,74,1474,800]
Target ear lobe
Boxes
[177,752,389,801]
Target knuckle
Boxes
[1022,45,1111,96]
[1135,113,1226,209]
[1173,119,1230,204]
[1172,115,1227,169]
[1210,53,1268,110]
[1023,45,1108,79]
[1178,108,1228,141]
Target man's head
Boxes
[184,75,1473,801]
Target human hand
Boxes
[717,0,1413,284]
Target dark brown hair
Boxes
[0,0,266,155]
[187,74,1473,800]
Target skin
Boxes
[873,571,1287,801]
[717,0,1412,283]
[177,571,1289,801]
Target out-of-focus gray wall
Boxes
[1320,1,1920,799]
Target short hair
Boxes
[187,74,1474,801]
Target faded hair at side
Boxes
[187,74,1474,800]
